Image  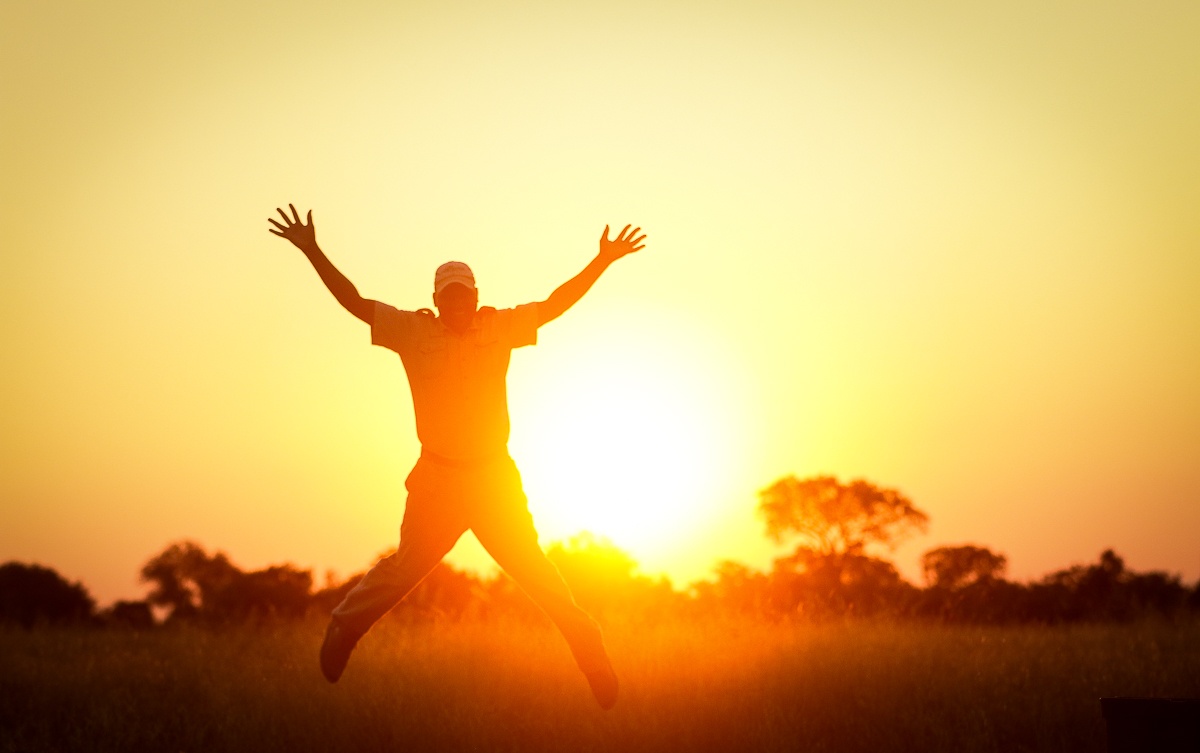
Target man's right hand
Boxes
[268,204,318,254]
[597,224,646,265]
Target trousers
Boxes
[331,454,609,674]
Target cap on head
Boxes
[434,261,476,295]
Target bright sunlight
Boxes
[509,311,748,565]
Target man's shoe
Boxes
[319,619,357,683]
[584,655,619,710]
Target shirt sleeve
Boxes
[371,302,420,354]
[507,303,539,348]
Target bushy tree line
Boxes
[0,562,94,628]
[140,541,313,623]
[690,546,1199,623]
[719,475,1200,622]
[0,534,675,629]
[4,475,1198,628]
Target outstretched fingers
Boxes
[268,205,314,240]
[618,225,646,252]
[269,206,297,237]
[599,223,647,257]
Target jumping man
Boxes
[268,205,646,709]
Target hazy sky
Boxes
[3,0,1197,605]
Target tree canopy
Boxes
[140,540,311,623]
[757,475,929,557]
[922,544,1008,589]
[0,562,95,627]
[7,471,1200,628]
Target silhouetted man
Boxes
[268,205,645,710]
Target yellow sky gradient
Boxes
[3,0,1198,605]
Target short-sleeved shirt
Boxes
[372,301,539,462]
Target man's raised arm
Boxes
[537,224,647,326]
[268,204,375,325]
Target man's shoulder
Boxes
[477,303,537,317]
[476,303,538,347]
[476,304,538,325]
[375,303,437,322]
[371,303,438,351]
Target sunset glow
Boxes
[511,318,746,562]
[3,0,1198,605]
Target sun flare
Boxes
[509,321,746,567]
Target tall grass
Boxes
[2,617,1198,752]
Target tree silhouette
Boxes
[101,600,156,629]
[0,562,95,627]
[213,564,313,621]
[769,548,916,619]
[690,560,773,617]
[1032,549,1191,622]
[140,540,314,623]
[755,476,927,619]
[913,545,1017,622]
[758,475,929,558]
[921,544,1008,589]
[140,540,240,621]
[547,532,640,615]
[544,532,683,618]
[758,472,926,556]
[1124,570,1189,615]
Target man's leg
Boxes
[470,463,619,708]
[321,464,466,682]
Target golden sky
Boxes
[3,0,1198,605]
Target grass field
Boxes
[3,617,1198,752]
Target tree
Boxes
[102,600,155,629]
[1033,549,1190,622]
[547,532,639,614]
[756,475,927,619]
[544,532,677,617]
[140,540,314,623]
[1039,548,1127,621]
[690,560,773,617]
[921,544,1008,589]
[916,545,1015,622]
[1125,570,1189,616]
[214,564,313,621]
[770,548,915,618]
[0,562,95,628]
[140,540,240,621]
[758,475,928,557]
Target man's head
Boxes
[433,261,478,333]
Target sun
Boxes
[508,318,746,569]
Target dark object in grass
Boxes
[1101,697,1200,753]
